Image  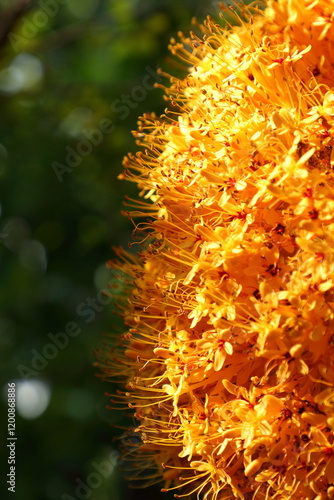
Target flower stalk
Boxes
[97,0,334,498]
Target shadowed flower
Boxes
[97,0,334,498]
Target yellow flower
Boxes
[97,0,334,498]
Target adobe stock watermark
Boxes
[52,65,163,183]
[17,286,113,379]
[62,450,122,500]
[8,0,70,53]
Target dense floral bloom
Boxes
[97,0,334,498]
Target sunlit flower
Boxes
[97,0,334,498]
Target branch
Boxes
[0,0,35,50]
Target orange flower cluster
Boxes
[98,0,334,498]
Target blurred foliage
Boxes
[0,1,220,499]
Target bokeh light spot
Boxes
[16,380,51,420]
[0,53,43,94]
[19,239,48,274]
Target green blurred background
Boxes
[0,1,220,499]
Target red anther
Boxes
[226,177,236,187]
[280,408,292,419]
[323,447,334,457]
[217,339,226,350]
[218,270,229,281]
[303,187,313,198]
[315,252,324,262]
[273,223,285,235]
[308,209,318,219]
